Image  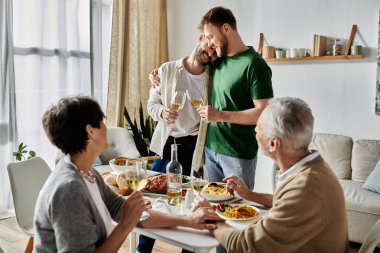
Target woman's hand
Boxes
[191,196,212,212]
[119,191,145,228]
[223,175,251,200]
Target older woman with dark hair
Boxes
[34,96,222,253]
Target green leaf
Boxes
[139,102,148,138]
[123,102,157,157]
[16,154,22,161]
[124,106,139,137]
[13,143,37,161]
[123,107,134,128]
[143,137,151,147]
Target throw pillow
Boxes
[362,159,380,194]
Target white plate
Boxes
[147,170,161,177]
[200,182,232,201]
[142,190,186,199]
[201,193,233,202]
[109,158,135,174]
[216,204,261,221]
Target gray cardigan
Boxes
[33,159,124,252]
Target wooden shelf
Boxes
[265,54,364,62]
[258,25,364,63]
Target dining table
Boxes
[94,164,269,253]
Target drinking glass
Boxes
[169,90,186,127]
[190,164,209,196]
[171,90,186,112]
[116,161,150,220]
[186,89,203,109]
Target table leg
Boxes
[129,232,136,252]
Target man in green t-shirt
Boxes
[198,6,273,190]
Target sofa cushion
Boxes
[99,127,141,164]
[351,139,380,182]
[362,159,380,194]
[309,133,352,179]
[339,179,380,216]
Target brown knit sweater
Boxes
[221,155,349,253]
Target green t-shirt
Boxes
[205,47,273,159]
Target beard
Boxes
[195,47,212,66]
[216,30,228,57]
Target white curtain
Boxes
[0,0,113,215]
[0,0,17,216]
[12,0,92,170]
[91,0,113,110]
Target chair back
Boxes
[358,218,380,253]
[253,149,276,194]
[7,157,51,235]
[99,126,141,164]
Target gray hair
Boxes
[261,97,314,151]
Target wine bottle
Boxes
[166,144,182,206]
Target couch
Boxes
[98,126,140,164]
[309,133,380,245]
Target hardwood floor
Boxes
[0,217,372,253]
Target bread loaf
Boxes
[109,185,133,196]
[104,174,117,186]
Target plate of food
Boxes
[182,175,192,188]
[143,174,168,194]
[142,174,188,197]
[215,203,261,221]
[200,182,233,201]
[109,157,137,174]
[100,172,133,196]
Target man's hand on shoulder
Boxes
[149,68,160,88]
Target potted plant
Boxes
[12,142,36,161]
[123,102,156,157]
[275,48,283,58]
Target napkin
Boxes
[152,197,171,214]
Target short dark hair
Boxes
[42,96,105,155]
[198,6,237,31]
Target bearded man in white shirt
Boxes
[147,34,216,176]
[138,35,216,253]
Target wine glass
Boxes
[186,89,203,109]
[169,90,186,127]
[190,164,209,196]
[116,161,150,220]
[171,90,186,112]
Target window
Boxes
[12,0,112,167]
